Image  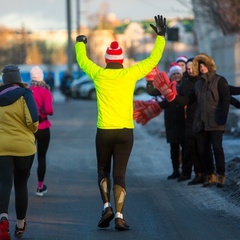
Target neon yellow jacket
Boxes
[75,36,165,129]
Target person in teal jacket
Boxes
[75,15,166,231]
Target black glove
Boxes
[150,15,166,36]
[76,35,87,44]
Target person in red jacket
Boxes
[29,66,54,196]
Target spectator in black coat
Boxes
[169,54,231,187]
[147,62,186,179]
[177,58,206,184]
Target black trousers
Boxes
[35,128,50,182]
[170,142,185,172]
[96,128,133,189]
[195,130,225,176]
[182,135,202,176]
[0,155,34,219]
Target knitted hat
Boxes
[2,64,22,84]
[105,41,124,64]
[168,62,183,78]
[176,55,188,63]
[186,57,194,64]
[30,66,44,81]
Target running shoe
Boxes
[98,207,114,228]
[14,221,27,239]
[36,185,48,197]
[0,217,11,240]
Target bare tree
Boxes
[192,0,240,35]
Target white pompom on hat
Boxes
[105,41,124,64]
[176,55,188,63]
[168,62,183,78]
[30,66,44,81]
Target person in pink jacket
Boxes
[29,66,54,196]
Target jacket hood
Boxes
[0,84,30,106]
[192,53,216,76]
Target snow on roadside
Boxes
[134,93,240,219]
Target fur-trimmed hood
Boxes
[192,53,216,76]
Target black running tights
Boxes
[96,128,133,189]
[35,128,50,182]
[0,155,34,219]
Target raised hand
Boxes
[150,15,166,36]
[76,35,87,44]
[153,72,177,102]
[145,66,160,82]
[133,100,162,126]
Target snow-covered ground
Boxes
[134,93,240,212]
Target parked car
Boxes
[70,75,92,99]
[71,76,147,100]
[77,81,97,100]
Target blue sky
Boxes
[0,0,193,30]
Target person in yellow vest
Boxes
[75,15,166,231]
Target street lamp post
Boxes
[66,0,73,75]
[76,0,81,78]
[76,0,80,34]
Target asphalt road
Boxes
[8,92,240,240]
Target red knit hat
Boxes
[105,41,124,64]
[176,55,188,63]
[168,62,182,78]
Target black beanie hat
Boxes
[186,57,194,64]
[2,64,22,84]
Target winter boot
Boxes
[216,174,226,188]
[177,174,191,182]
[188,173,204,185]
[203,174,217,187]
[167,170,180,180]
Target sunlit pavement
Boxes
[52,90,65,102]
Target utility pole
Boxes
[76,0,80,34]
[66,0,73,74]
[76,0,81,78]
